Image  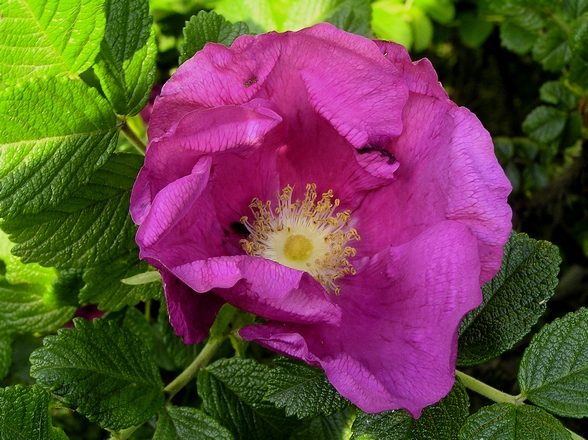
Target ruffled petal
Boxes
[241,221,482,416]
[171,255,341,325]
[161,270,225,344]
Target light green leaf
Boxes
[371,0,413,48]
[154,406,234,440]
[283,0,371,33]
[519,308,588,418]
[532,26,572,72]
[408,6,434,52]
[0,278,76,335]
[0,335,12,381]
[0,230,55,286]
[0,0,105,82]
[265,357,349,419]
[179,11,250,65]
[414,0,455,24]
[213,0,279,33]
[80,251,163,311]
[291,407,356,440]
[0,385,68,440]
[94,0,157,116]
[539,81,579,109]
[350,379,469,439]
[457,403,571,440]
[2,154,142,270]
[198,358,298,440]
[522,105,568,144]
[458,232,561,366]
[30,318,164,430]
[0,78,118,218]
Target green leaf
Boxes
[180,11,250,65]
[532,26,572,72]
[0,0,105,82]
[198,358,297,440]
[291,406,356,440]
[0,230,55,286]
[0,335,12,381]
[518,308,588,418]
[0,278,76,335]
[409,7,434,52]
[0,78,118,218]
[459,13,494,48]
[2,153,142,270]
[265,357,349,419]
[213,0,279,33]
[457,403,571,440]
[0,385,68,440]
[500,19,538,54]
[371,1,413,48]
[94,0,157,116]
[561,0,588,19]
[414,0,455,24]
[30,318,164,430]
[539,81,579,109]
[522,106,568,144]
[458,232,561,366]
[80,251,163,311]
[350,379,469,439]
[153,301,203,371]
[105,306,155,352]
[154,406,234,440]
[283,0,372,33]
[570,13,588,62]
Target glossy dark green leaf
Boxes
[519,308,588,418]
[458,403,571,440]
[154,406,234,440]
[0,385,68,440]
[198,358,297,439]
[290,407,356,440]
[265,357,349,419]
[458,232,560,366]
[30,318,164,430]
[350,379,469,439]
[180,11,249,65]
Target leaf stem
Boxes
[456,370,526,405]
[119,119,147,155]
[164,336,225,401]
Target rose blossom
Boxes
[130,23,512,416]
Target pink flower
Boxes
[130,23,511,416]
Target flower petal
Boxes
[241,221,482,416]
[171,256,341,325]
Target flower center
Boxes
[240,184,359,294]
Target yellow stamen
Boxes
[240,184,359,295]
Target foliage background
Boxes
[0,0,587,438]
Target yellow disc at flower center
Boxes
[283,234,313,261]
[240,184,360,295]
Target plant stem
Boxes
[456,370,525,405]
[119,119,147,155]
[164,336,225,401]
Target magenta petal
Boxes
[161,271,225,344]
[171,256,341,325]
[241,221,482,416]
[135,157,211,247]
